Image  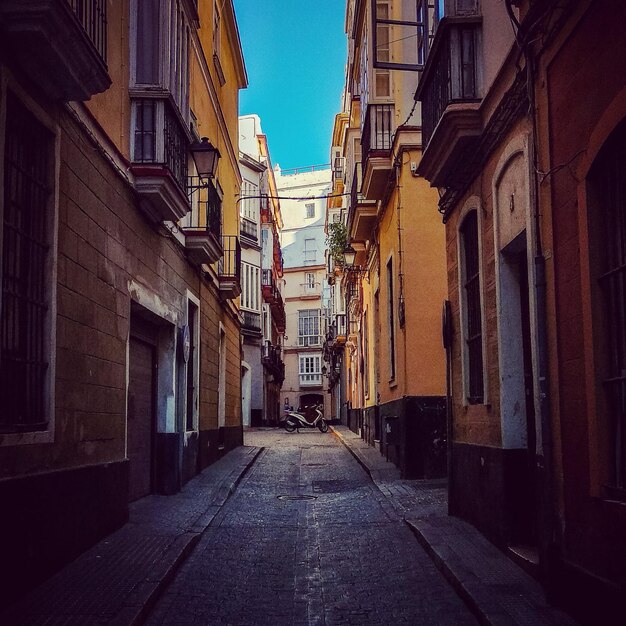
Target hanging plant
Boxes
[326,221,348,267]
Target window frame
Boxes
[0,83,59,446]
[298,309,321,347]
[304,237,317,264]
[185,292,200,432]
[459,208,485,405]
[298,353,322,386]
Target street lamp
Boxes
[343,244,356,268]
[190,137,221,180]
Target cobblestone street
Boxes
[145,429,476,625]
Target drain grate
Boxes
[276,494,318,501]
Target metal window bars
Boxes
[66,0,108,63]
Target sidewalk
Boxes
[330,425,576,626]
[1,445,262,626]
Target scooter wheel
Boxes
[318,420,329,433]
[284,419,297,433]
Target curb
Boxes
[329,426,373,480]
[121,445,264,626]
[404,518,491,626]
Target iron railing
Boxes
[242,310,262,333]
[240,217,258,242]
[164,101,189,190]
[132,98,189,191]
[350,162,362,211]
[219,235,241,281]
[420,21,481,150]
[185,177,221,238]
[67,0,108,63]
[362,104,393,162]
[1,95,51,432]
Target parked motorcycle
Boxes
[283,405,328,433]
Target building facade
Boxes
[326,0,448,478]
[415,0,626,620]
[277,166,332,419]
[239,114,285,426]
[0,0,246,602]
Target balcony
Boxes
[299,372,322,387]
[131,98,191,223]
[416,17,483,187]
[300,281,320,299]
[262,270,286,333]
[218,235,241,299]
[181,178,222,266]
[262,341,285,385]
[361,104,394,200]
[240,217,258,244]
[0,0,111,101]
[241,310,262,337]
[349,162,377,244]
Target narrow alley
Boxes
[145,430,474,625]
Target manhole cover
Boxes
[276,494,318,501]
[312,479,359,494]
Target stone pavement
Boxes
[145,428,478,625]
[0,445,261,626]
[331,424,577,626]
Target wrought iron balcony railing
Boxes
[67,0,108,63]
[350,162,363,211]
[218,235,241,282]
[419,19,482,151]
[184,177,221,237]
[132,98,189,191]
[361,104,393,162]
[240,217,258,242]
[242,310,262,333]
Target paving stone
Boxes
[329,425,577,626]
[144,428,477,626]
[0,446,261,626]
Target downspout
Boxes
[526,41,557,588]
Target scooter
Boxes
[283,405,328,433]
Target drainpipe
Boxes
[526,48,557,588]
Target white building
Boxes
[276,166,331,418]
[239,115,285,426]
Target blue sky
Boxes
[233,0,347,170]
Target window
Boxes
[305,272,316,291]
[589,119,626,490]
[299,354,322,386]
[132,0,190,116]
[241,179,259,222]
[241,262,260,311]
[363,310,370,398]
[213,0,221,58]
[1,94,54,433]
[304,238,317,264]
[460,211,484,404]
[375,2,390,97]
[185,299,199,431]
[305,203,315,219]
[387,257,396,381]
[131,0,191,189]
[299,309,321,346]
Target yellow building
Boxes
[327,0,448,477]
[0,0,246,600]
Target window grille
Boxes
[461,211,484,404]
[305,203,315,219]
[1,95,52,431]
[591,120,626,489]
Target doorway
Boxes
[242,363,251,427]
[127,318,158,502]
[499,233,537,546]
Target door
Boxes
[127,336,156,501]
[242,364,251,427]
